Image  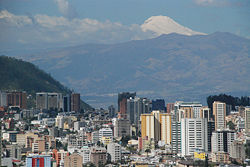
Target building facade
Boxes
[113,118,131,138]
[211,130,236,153]
[181,118,208,156]
[213,101,226,130]
[107,142,121,162]
[26,155,51,167]
[71,93,80,112]
[141,111,171,143]
[245,107,250,136]
[64,152,83,167]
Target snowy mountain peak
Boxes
[141,15,206,36]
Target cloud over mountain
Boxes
[1,11,205,53]
[0,10,154,51]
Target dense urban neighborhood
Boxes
[0,91,250,167]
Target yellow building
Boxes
[160,113,171,144]
[141,111,171,144]
[101,136,112,146]
[194,152,205,160]
[141,113,155,141]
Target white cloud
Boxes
[193,0,228,6]
[0,10,154,51]
[194,0,215,4]
[54,0,77,19]
[0,10,32,26]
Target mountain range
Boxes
[19,32,250,107]
[0,56,92,110]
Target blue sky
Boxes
[0,0,249,54]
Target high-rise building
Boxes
[108,105,116,118]
[230,140,245,162]
[26,155,51,167]
[141,111,171,143]
[48,93,62,110]
[107,142,121,162]
[171,120,181,154]
[118,92,136,119]
[171,103,181,154]
[71,93,80,112]
[238,106,245,118]
[207,120,215,152]
[36,93,48,110]
[113,118,131,138]
[181,118,208,156]
[211,129,236,153]
[245,107,250,136]
[63,95,71,112]
[200,106,211,120]
[36,92,63,111]
[127,97,135,124]
[64,152,83,167]
[141,112,158,142]
[127,97,152,126]
[166,103,174,113]
[213,101,226,130]
[6,91,27,109]
[171,102,202,154]
[152,99,165,111]
[160,113,171,145]
[174,101,202,119]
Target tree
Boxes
[121,136,131,147]
[56,141,63,149]
[227,121,235,130]
[145,148,151,157]
[245,142,250,159]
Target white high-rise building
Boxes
[245,107,250,136]
[55,115,65,129]
[80,146,90,164]
[181,118,208,156]
[211,129,236,153]
[213,101,226,130]
[99,128,113,141]
[107,142,121,162]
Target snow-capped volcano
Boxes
[141,15,206,36]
